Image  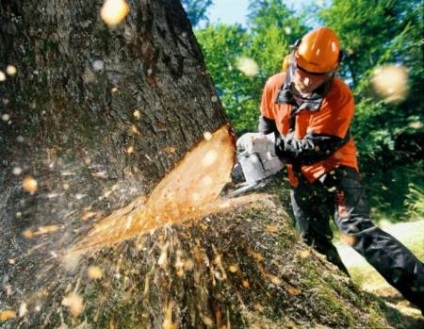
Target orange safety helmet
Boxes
[294,27,341,74]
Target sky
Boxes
[207,0,304,26]
[207,0,250,25]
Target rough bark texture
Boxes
[0,1,228,326]
[0,1,227,258]
[0,189,401,329]
[0,0,227,189]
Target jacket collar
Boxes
[275,72,333,112]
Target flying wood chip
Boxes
[0,310,17,322]
[100,0,130,26]
[68,125,266,255]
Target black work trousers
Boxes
[290,166,424,309]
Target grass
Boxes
[335,219,424,319]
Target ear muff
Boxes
[288,40,300,73]
[337,50,344,65]
[292,39,301,50]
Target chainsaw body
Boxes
[229,132,284,197]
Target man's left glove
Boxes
[236,132,276,156]
[274,132,303,161]
[274,133,288,159]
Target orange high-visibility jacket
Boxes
[260,72,358,186]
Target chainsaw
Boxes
[228,132,284,197]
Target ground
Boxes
[336,219,424,328]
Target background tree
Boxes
[316,0,424,219]
[181,0,213,28]
[317,0,423,161]
[247,0,307,74]
[196,24,259,133]
[196,0,307,134]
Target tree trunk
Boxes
[0,0,229,325]
[0,0,227,189]
[0,1,228,243]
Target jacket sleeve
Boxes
[258,115,277,134]
[258,73,286,134]
[275,131,348,165]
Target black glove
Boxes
[274,131,347,165]
[274,133,288,160]
[274,132,308,163]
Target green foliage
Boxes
[195,24,260,133]
[361,162,424,222]
[181,0,213,28]
[353,96,395,158]
[405,183,424,219]
[315,1,423,224]
[317,0,424,171]
[196,1,307,134]
[247,0,308,75]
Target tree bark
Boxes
[0,0,227,186]
[0,1,228,238]
[0,0,228,324]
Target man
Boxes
[258,27,424,312]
